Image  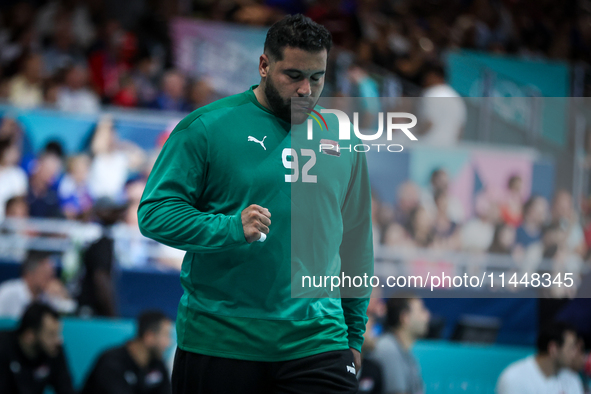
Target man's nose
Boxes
[297,79,311,97]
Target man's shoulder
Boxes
[499,356,535,382]
[172,90,253,135]
[95,345,128,366]
[373,333,404,359]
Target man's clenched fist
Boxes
[241,204,271,243]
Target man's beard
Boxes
[264,77,314,125]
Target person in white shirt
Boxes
[0,136,28,222]
[418,63,467,147]
[56,65,100,113]
[496,323,584,394]
[0,251,76,319]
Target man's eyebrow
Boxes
[283,69,326,75]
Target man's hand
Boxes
[350,348,361,370]
[241,204,271,243]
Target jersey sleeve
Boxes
[138,117,247,253]
[339,149,374,352]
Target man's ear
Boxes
[259,54,270,78]
[547,341,558,357]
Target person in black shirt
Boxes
[0,302,75,394]
[82,310,172,394]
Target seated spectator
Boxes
[27,151,63,218]
[0,251,76,319]
[421,168,464,223]
[151,70,191,112]
[407,206,435,248]
[488,223,516,255]
[432,190,461,250]
[0,134,28,221]
[5,195,29,219]
[113,75,139,107]
[515,195,549,249]
[393,181,420,229]
[461,193,498,252]
[81,310,172,394]
[0,196,30,261]
[88,115,146,200]
[187,78,215,110]
[371,296,430,394]
[8,53,44,108]
[41,13,86,75]
[0,302,75,394]
[500,175,524,227]
[58,154,93,220]
[549,190,586,257]
[131,52,159,107]
[56,65,100,113]
[496,323,584,394]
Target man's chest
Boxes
[201,127,354,209]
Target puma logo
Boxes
[248,136,267,150]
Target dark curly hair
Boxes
[264,14,332,61]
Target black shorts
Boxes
[172,347,359,394]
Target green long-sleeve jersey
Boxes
[138,85,373,362]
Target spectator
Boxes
[56,64,100,113]
[81,310,172,394]
[8,53,44,108]
[0,196,30,261]
[461,193,498,252]
[515,195,549,249]
[88,115,146,200]
[112,75,139,108]
[187,78,215,110]
[0,302,75,394]
[77,197,128,317]
[497,323,584,394]
[5,195,29,219]
[488,223,516,255]
[0,250,75,319]
[27,151,63,218]
[421,168,464,224]
[407,206,435,248]
[549,190,586,257]
[131,52,159,107]
[393,181,421,229]
[57,154,93,220]
[371,296,430,394]
[41,12,86,75]
[500,175,524,227]
[432,190,461,250]
[0,134,28,221]
[151,70,190,112]
[417,62,466,146]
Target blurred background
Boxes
[1,0,591,393]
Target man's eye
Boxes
[311,77,320,82]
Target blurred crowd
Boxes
[0,113,184,271]
[1,0,590,113]
[372,169,591,293]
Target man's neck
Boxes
[535,354,558,377]
[392,329,415,351]
[126,340,151,369]
[253,83,271,110]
